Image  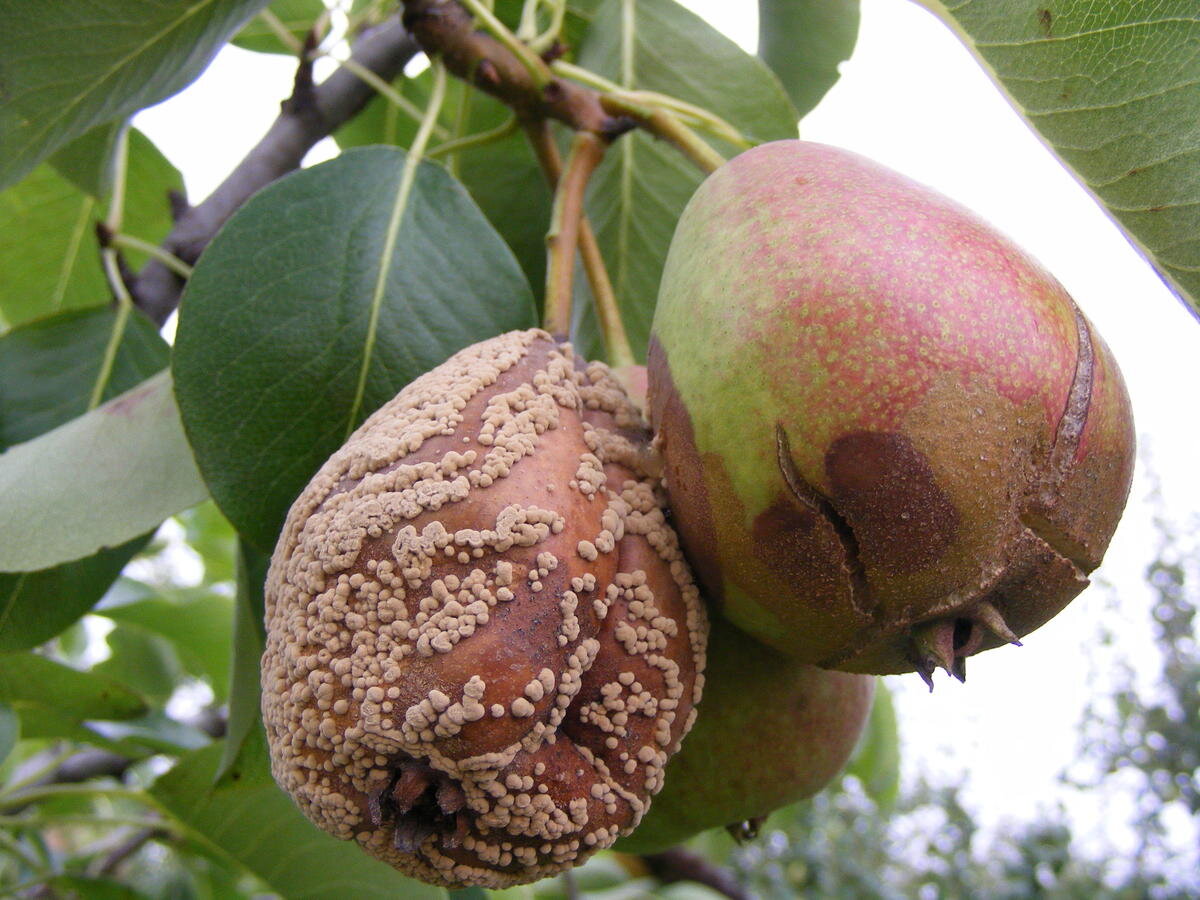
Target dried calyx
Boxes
[262,329,707,888]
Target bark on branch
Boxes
[643,847,751,900]
[130,17,421,325]
[400,0,633,138]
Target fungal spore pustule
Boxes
[261,329,707,887]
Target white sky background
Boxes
[135,0,1200,878]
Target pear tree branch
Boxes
[129,16,421,325]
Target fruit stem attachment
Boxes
[600,94,725,175]
[552,61,751,150]
[526,121,636,367]
[543,131,606,337]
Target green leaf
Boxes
[920,0,1200,318]
[0,370,209,572]
[757,0,860,118]
[233,0,324,54]
[336,74,553,311]
[0,652,147,728]
[454,119,554,317]
[845,678,900,811]
[333,69,455,154]
[217,542,269,780]
[176,501,239,585]
[0,702,18,764]
[0,0,269,190]
[573,0,799,361]
[0,306,169,451]
[0,302,168,653]
[0,165,104,328]
[0,535,151,653]
[0,128,183,328]
[47,876,153,900]
[492,0,608,56]
[173,146,537,551]
[86,710,214,755]
[97,580,234,700]
[94,623,185,704]
[151,734,447,899]
[49,122,124,197]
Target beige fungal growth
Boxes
[261,329,707,888]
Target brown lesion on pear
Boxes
[770,424,961,617]
[823,430,959,574]
[645,336,727,604]
[772,424,872,618]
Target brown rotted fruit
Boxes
[261,329,707,888]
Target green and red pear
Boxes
[648,140,1134,683]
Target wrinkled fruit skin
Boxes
[615,614,873,854]
[648,140,1135,679]
[262,329,707,888]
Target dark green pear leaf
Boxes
[216,541,269,780]
[0,535,150,653]
[151,734,446,899]
[0,370,208,572]
[97,581,234,700]
[758,0,860,117]
[845,679,900,811]
[0,306,169,451]
[454,109,554,312]
[573,0,798,361]
[0,128,183,329]
[233,0,324,54]
[333,68,459,153]
[336,74,553,312]
[173,146,537,551]
[0,0,269,190]
[0,702,18,764]
[0,652,147,727]
[919,0,1200,319]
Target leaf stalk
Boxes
[543,131,606,338]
